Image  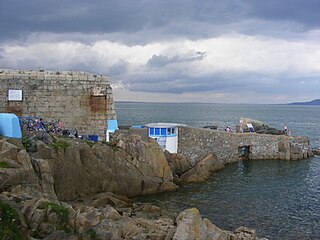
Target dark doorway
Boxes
[239,146,251,160]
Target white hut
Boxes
[145,123,185,153]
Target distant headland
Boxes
[288,99,320,105]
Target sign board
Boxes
[8,89,23,101]
[246,123,253,128]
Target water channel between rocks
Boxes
[133,157,320,240]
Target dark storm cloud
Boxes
[0,47,4,59]
[147,51,206,68]
[247,0,320,27]
[125,70,320,97]
[0,0,147,41]
[108,60,130,76]
[122,71,261,94]
[1,0,319,43]
[1,0,319,103]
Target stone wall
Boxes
[178,126,313,164]
[0,69,117,140]
[111,128,149,142]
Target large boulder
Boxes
[241,117,283,135]
[0,138,39,194]
[179,154,225,183]
[230,226,257,240]
[42,134,178,201]
[313,148,320,156]
[165,151,192,177]
[173,208,230,240]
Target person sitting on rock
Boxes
[39,118,47,132]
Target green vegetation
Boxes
[84,140,95,147]
[0,161,12,169]
[0,200,24,240]
[43,201,69,226]
[29,202,71,238]
[51,140,71,151]
[21,134,31,151]
[87,229,102,240]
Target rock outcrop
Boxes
[278,138,314,160]
[312,148,320,156]
[0,137,45,199]
[241,117,283,135]
[173,208,226,240]
[8,193,261,240]
[0,136,267,239]
[33,134,178,201]
[165,151,192,178]
[179,154,225,183]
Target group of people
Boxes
[284,124,291,136]
[24,118,63,133]
[34,118,46,131]
[222,121,291,135]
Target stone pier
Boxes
[178,126,313,164]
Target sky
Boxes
[0,0,319,103]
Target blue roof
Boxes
[0,113,22,139]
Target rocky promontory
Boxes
[0,134,266,239]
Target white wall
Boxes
[166,135,178,153]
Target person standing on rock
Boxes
[35,118,39,131]
[57,119,62,133]
[39,118,46,132]
[239,120,244,133]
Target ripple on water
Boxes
[133,158,320,240]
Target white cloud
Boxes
[1,30,320,103]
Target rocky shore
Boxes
[0,133,277,239]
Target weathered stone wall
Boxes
[0,69,117,140]
[111,128,149,142]
[178,126,313,164]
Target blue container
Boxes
[88,135,98,142]
[0,113,22,139]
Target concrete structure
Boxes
[112,125,313,163]
[178,126,313,164]
[0,69,117,140]
[0,113,22,138]
[146,123,185,153]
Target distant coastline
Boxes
[115,100,320,105]
[288,99,320,105]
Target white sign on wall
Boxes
[8,89,23,101]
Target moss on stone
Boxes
[84,140,95,147]
[0,161,12,168]
[43,201,69,226]
[0,200,24,240]
[51,140,71,151]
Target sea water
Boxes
[116,102,320,240]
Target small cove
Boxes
[118,102,320,239]
[133,157,320,240]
